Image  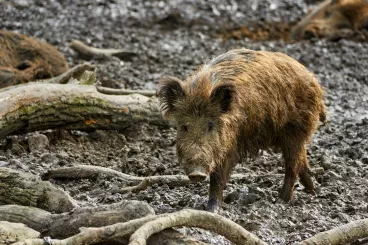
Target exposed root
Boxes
[129,209,267,245]
[41,165,190,187]
[96,86,157,97]
[42,165,324,193]
[12,209,263,245]
[70,40,137,60]
[294,218,368,245]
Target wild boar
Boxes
[158,48,326,212]
[0,30,68,88]
[291,0,368,40]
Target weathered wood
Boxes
[0,83,168,138]
[96,86,157,97]
[129,209,266,245]
[0,167,76,213]
[70,40,136,60]
[294,218,368,245]
[0,221,40,245]
[0,201,155,238]
[12,209,261,245]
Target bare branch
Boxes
[70,40,136,60]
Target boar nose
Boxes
[188,171,207,183]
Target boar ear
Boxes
[158,76,185,116]
[210,83,237,113]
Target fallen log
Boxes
[70,40,137,60]
[294,218,368,245]
[11,209,264,245]
[0,82,167,138]
[0,167,76,213]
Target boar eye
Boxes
[181,125,189,132]
[207,121,214,132]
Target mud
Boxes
[0,0,368,244]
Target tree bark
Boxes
[0,167,76,213]
[0,83,167,138]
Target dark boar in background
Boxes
[0,30,68,88]
[291,0,368,40]
[158,48,326,212]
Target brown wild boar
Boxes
[0,30,68,88]
[291,0,368,40]
[158,48,326,212]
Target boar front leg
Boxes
[207,160,233,213]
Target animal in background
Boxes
[0,30,68,88]
[291,0,368,40]
[158,48,326,212]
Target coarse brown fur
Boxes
[291,0,368,40]
[0,30,68,88]
[159,48,326,212]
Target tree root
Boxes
[41,164,190,187]
[42,165,325,193]
[0,82,167,138]
[128,209,266,245]
[0,200,154,239]
[70,40,137,60]
[0,167,76,213]
[96,86,157,97]
[11,209,264,245]
[294,218,368,245]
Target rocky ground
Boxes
[1,0,368,244]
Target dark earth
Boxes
[1,0,368,244]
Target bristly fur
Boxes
[291,0,368,39]
[158,48,326,205]
[0,30,68,88]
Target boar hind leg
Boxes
[207,162,233,213]
[280,142,311,202]
[298,147,315,195]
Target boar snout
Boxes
[188,171,207,183]
[183,163,210,183]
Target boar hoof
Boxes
[206,198,219,213]
[278,187,294,203]
[188,172,207,183]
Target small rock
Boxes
[40,153,58,166]
[0,161,9,167]
[28,134,49,152]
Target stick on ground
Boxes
[71,40,137,60]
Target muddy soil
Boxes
[1,0,368,244]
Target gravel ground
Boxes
[1,0,368,244]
